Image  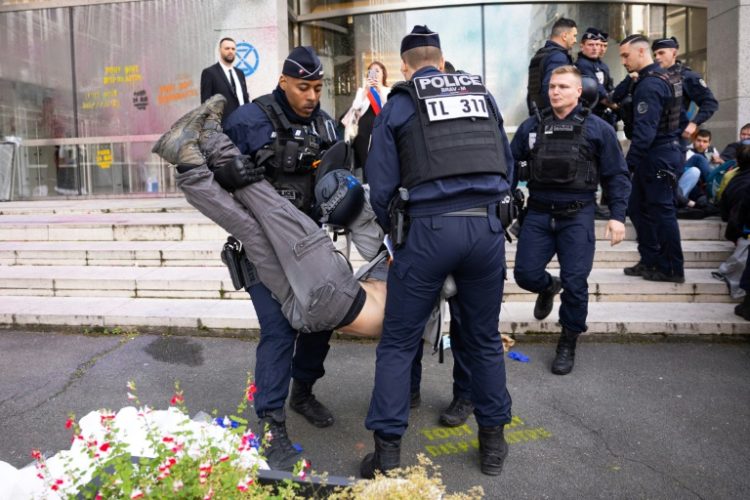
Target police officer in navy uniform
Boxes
[512,66,630,375]
[576,28,618,129]
[221,46,339,471]
[362,26,514,478]
[651,36,718,143]
[618,35,686,283]
[527,17,578,114]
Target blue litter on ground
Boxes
[293,443,303,452]
[508,351,530,363]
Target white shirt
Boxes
[219,61,246,105]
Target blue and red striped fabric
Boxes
[367,86,382,115]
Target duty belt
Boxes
[527,198,592,217]
[441,207,489,217]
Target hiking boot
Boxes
[533,276,562,320]
[410,391,421,409]
[551,328,580,375]
[623,262,650,277]
[259,409,302,471]
[198,94,227,153]
[735,294,750,321]
[642,269,685,284]
[478,425,509,476]
[289,379,334,428]
[439,396,474,427]
[151,104,208,166]
[360,433,401,479]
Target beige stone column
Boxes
[708,0,750,147]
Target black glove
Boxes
[212,155,265,192]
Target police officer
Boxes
[527,17,578,114]
[362,25,514,478]
[618,35,686,283]
[651,37,718,142]
[220,46,339,470]
[512,66,630,375]
[576,27,618,128]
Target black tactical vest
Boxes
[671,61,693,109]
[527,45,567,114]
[650,68,683,133]
[390,73,508,189]
[528,109,599,193]
[253,94,337,215]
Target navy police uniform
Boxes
[224,68,338,419]
[527,40,574,114]
[511,105,630,335]
[625,62,685,280]
[363,28,513,478]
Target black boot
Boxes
[735,294,750,321]
[258,409,302,471]
[439,396,474,427]
[623,262,650,276]
[360,433,401,479]
[478,425,509,476]
[551,328,580,375]
[289,379,334,428]
[534,276,562,320]
[410,390,421,409]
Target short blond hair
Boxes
[550,65,582,80]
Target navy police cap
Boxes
[581,27,603,42]
[400,25,441,54]
[652,36,679,51]
[283,46,324,80]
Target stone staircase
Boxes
[0,198,747,336]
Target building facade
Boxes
[2,0,742,200]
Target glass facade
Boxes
[299,2,708,133]
[0,0,707,199]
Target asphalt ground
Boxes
[1,329,749,499]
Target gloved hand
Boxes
[212,155,265,192]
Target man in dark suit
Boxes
[200,37,250,125]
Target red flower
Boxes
[246,383,258,402]
[65,417,74,429]
[170,393,184,405]
[99,442,110,453]
[31,449,41,460]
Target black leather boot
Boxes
[258,409,302,471]
[551,328,580,375]
[478,425,509,476]
[360,433,401,479]
[289,379,334,428]
[533,275,562,320]
[439,396,474,427]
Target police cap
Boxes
[400,25,441,54]
[652,36,679,51]
[283,46,324,80]
[581,27,603,42]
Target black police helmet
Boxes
[580,75,599,110]
[316,140,351,179]
[314,170,365,227]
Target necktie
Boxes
[228,68,237,97]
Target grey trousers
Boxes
[176,166,362,332]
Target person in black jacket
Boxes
[200,37,250,125]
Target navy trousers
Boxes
[366,211,511,436]
[514,201,596,333]
[448,299,472,401]
[248,280,332,416]
[628,143,685,276]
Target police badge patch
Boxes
[637,101,648,114]
[699,78,707,88]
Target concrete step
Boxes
[0,295,746,335]
[0,196,193,215]
[0,265,736,303]
[0,211,728,242]
[0,239,734,269]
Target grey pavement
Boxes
[1,329,749,499]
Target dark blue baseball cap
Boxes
[283,46,324,80]
[400,25,441,54]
